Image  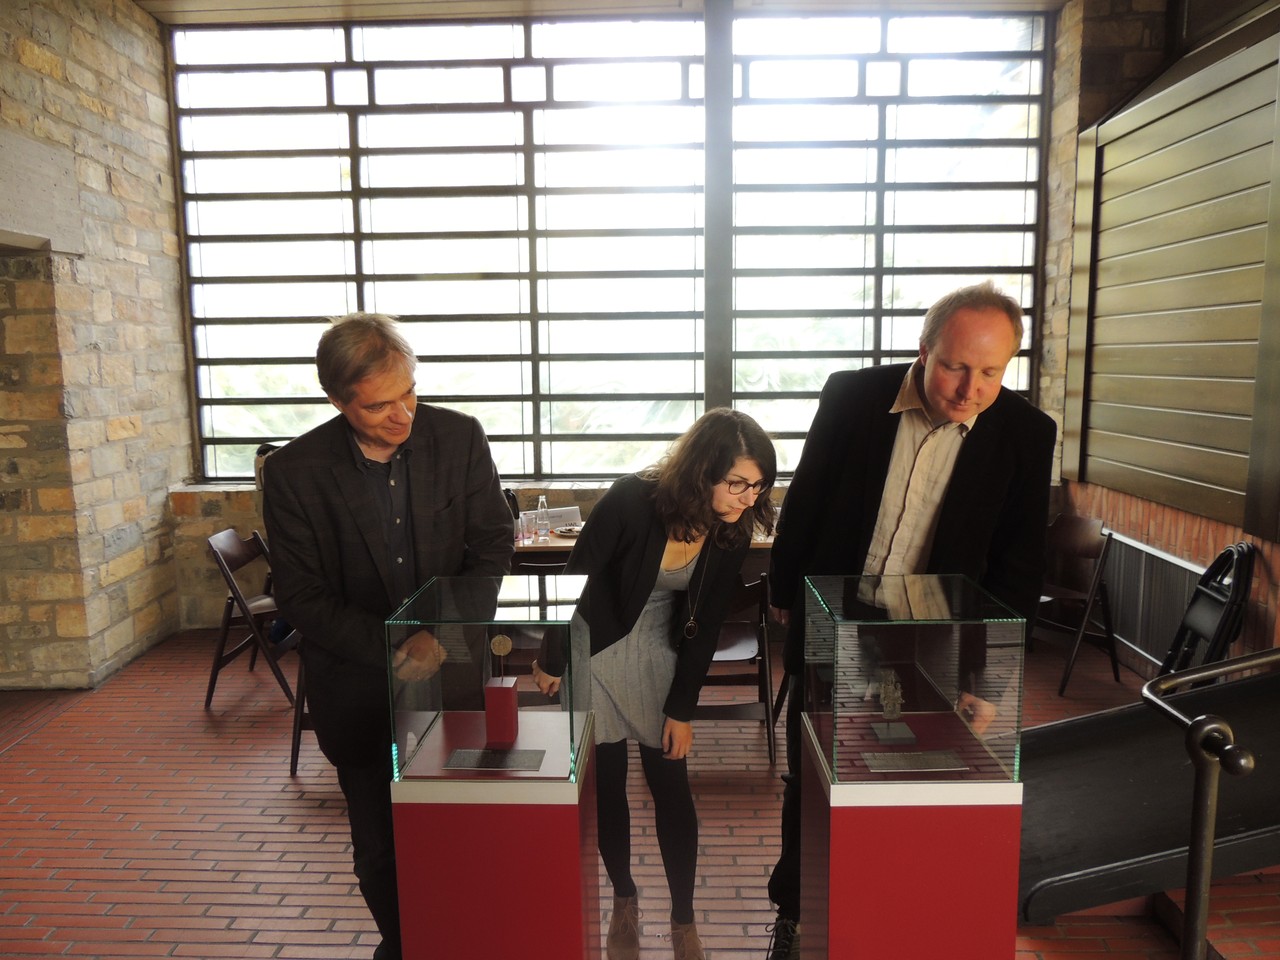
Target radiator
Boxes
[1102,531,1203,668]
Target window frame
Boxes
[172,11,1051,481]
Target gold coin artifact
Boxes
[490,633,513,657]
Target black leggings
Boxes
[595,738,699,924]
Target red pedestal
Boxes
[391,711,599,960]
[800,715,1022,960]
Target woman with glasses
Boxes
[533,407,776,960]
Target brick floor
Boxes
[0,631,1272,959]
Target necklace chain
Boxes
[683,539,709,640]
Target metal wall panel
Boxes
[1077,33,1277,527]
[1091,342,1258,379]
[1087,403,1252,453]
[1091,303,1260,345]
[1097,187,1265,259]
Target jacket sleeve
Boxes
[538,477,636,677]
[562,478,633,579]
[262,454,388,670]
[456,417,516,578]
[980,409,1057,624]
[769,372,857,611]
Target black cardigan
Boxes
[547,473,750,722]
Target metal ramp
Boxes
[1019,668,1280,924]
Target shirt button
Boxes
[390,479,397,486]
[396,557,404,564]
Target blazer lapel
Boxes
[405,415,439,566]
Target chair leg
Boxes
[772,671,790,726]
[290,650,307,776]
[1058,586,1122,697]
[759,650,776,767]
[1098,583,1121,683]
[257,628,296,706]
[764,703,777,765]
[1057,602,1091,697]
[204,598,237,709]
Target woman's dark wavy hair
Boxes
[641,408,777,548]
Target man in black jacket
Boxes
[263,313,513,960]
[763,281,1056,960]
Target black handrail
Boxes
[1141,646,1280,960]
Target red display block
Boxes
[799,717,1021,960]
[484,676,519,748]
[391,712,599,960]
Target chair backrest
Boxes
[1043,515,1110,592]
[713,574,767,662]
[207,528,273,608]
[695,573,776,761]
[1159,542,1256,675]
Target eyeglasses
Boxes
[721,478,770,496]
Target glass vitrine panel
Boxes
[803,574,1025,783]
[386,574,588,781]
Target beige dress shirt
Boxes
[862,362,979,578]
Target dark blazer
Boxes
[552,473,750,722]
[769,363,1056,673]
[262,406,514,764]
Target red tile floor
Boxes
[0,630,1275,959]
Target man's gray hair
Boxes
[920,280,1024,351]
[316,312,417,404]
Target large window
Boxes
[173,12,1048,480]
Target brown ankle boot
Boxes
[669,920,705,960]
[606,896,640,960]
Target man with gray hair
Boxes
[763,281,1056,960]
[263,312,514,960]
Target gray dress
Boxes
[576,557,695,748]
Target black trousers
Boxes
[304,644,402,956]
[337,754,401,957]
[767,672,804,920]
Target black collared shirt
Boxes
[347,430,418,609]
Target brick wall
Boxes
[0,0,187,688]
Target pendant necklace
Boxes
[683,538,711,640]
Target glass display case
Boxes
[385,573,588,782]
[803,574,1025,784]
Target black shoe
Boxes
[766,915,799,960]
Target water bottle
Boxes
[535,495,551,543]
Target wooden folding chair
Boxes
[205,528,298,708]
[1034,515,1119,696]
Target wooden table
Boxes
[512,532,580,571]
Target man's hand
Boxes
[770,605,790,626]
[392,629,447,682]
[957,692,996,735]
[530,659,561,697]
